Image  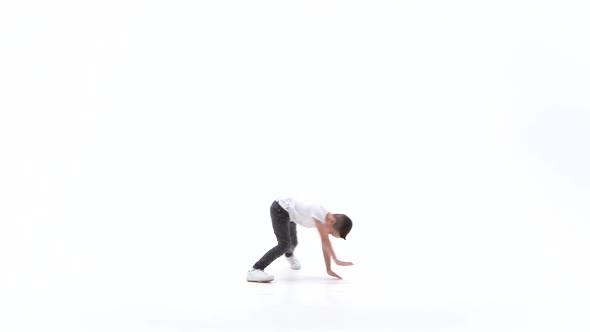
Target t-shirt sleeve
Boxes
[309,204,329,224]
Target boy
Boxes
[247,196,353,282]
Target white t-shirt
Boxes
[277,196,329,228]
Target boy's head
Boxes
[328,214,353,239]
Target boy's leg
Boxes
[252,201,292,270]
[285,222,298,257]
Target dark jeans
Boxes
[253,201,298,270]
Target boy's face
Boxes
[329,228,341,238]
[326,214,341,238]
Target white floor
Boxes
[2,226,589,332]
[4,268,589,332]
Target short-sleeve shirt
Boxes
[276,196,329,228]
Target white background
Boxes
[1,1,589,331]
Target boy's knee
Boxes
[277,241,290,252]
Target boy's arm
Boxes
[315,219,342,279]
[315,219,337,260]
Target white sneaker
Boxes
[247,269,274,282]
[286,255,301,270]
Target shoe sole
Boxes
[247,278,274,283]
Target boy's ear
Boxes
[327,214,337,225]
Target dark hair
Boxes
[333,214,353,240]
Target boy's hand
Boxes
[327,269,342,279]
[335,259,354,266]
